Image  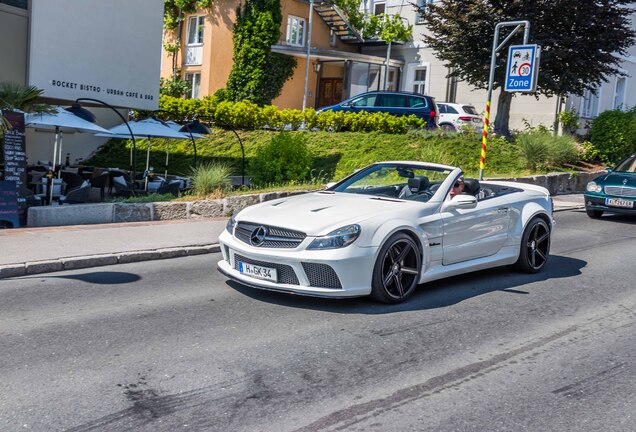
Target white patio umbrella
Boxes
[24,106,111,204]
[97,117,190,188]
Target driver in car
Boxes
[450,177,465,198]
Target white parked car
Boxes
[437,102,483,132]
[218,162,554,304]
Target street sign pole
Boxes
[479,21,530,181]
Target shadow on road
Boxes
[226,254,587,314]
[19,271,141,285]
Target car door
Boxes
[348,94,380,113]
[376,93,408,116]
[440,195,511,265]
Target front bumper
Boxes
[584,193,636,215]
[217,230,377,298]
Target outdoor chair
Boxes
[59,182,90,204]
[111,175,144,198]
[108,170,133,195]
[90,172,109,200]
[61,171,85,190]
[156,180,181,197]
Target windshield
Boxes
[330,163,453,202]
[614,154,636,173]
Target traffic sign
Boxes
[504,44,541,92]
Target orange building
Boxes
[160,0,402,109]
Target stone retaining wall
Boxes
[27,171,602,227]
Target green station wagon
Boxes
[584,152,636,218]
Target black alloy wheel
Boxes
[371,233,421,303]
[514,217,551,273]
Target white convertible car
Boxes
[218,162,555,303]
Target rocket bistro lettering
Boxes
[49,79,154,100]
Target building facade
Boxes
[163,0,636,132]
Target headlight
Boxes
[307,224,361,250]
[226,214,237,233]
[586,181,602,193]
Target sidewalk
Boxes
[0,194,584,279]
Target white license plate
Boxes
[605,198,634,208]
[238,261,277,282]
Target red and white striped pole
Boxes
[479,101,490,180]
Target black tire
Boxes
[514,217,551,273]
[371,233,421,304]
[586,208,603,219]
[440,123,456,132]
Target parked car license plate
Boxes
[238,261,277,282]
[605,197,634,208]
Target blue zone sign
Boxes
[505,44,541,92]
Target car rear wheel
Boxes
[371,233,421,304]
[586,208,603,218]
[514,217,551,273]
[440,123,456,132]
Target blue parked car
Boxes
[317,91,439,129]
[584,152,636,218]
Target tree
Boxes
[226,0,296,105]
[418,0,635,135]
[0,81,52,135]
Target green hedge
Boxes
[153,95,425,134]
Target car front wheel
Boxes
[514,217,551,273]
[371,233,421,304]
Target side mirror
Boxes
[605,167,613,173]
[442,194,478,211]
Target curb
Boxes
[0,244,220,280]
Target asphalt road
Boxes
[1,209,634,432]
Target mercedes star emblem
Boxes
[250,226,268,246]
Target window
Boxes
[416,0,434,24]
[378,94,407,107]
[581,87,600,118]
[187,16,204,45]
[374,2,386,15]
[408,96,428,108]
[614,77,626,110]
[350,94,378,107]
[286,15,306,47]
[185,73,201,99]
[412,68,427,94]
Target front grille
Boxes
[235,222,306,248]
[234,253,299,285]
[302,262,342,289]
[604,185,636,198]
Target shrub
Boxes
[546,134,579,166]
[516,132,551,170]
[590,108,636,164]
[249,132,312,186]
[558,108,579,134]
[577,140,601,163]
[190,162,232,196]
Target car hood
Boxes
[596,172,636,187]
[235,191,416,235]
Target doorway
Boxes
[319,78,343,108]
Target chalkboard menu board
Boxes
[1,110,27,227]
[0,180,20,228]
